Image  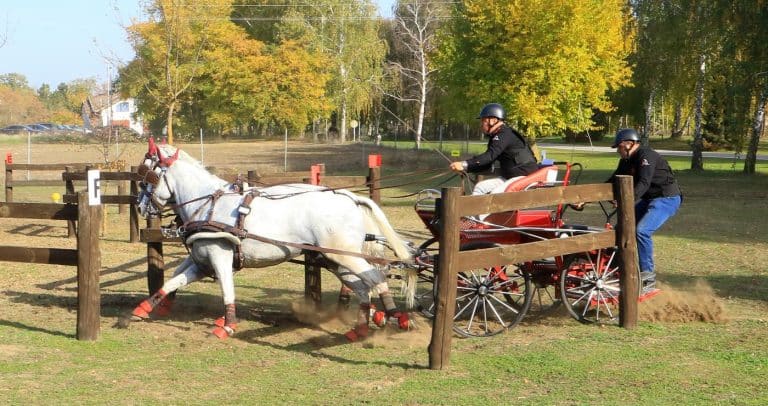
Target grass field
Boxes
[1,137,767,404]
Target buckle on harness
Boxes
[238,205,251,215]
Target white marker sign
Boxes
[87,169,101,206]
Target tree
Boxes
[122,0,332,140]
[0,83,47,125]
[434,0,633,139]
[120,0,232,144]
[244,0,386,143]
[381,0,445,149]
[0,73,32,90]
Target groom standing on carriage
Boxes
[449,103,539,194]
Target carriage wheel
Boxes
[559,248,633,325]
[415,240,532,337]
[526,266,562,317]
[414,238,439,318]
[451,242,531,337]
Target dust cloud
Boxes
[640,279,727,323]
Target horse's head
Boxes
[136,138,180,217]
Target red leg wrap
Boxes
[211,323,237,339]
[155,297,174,317]
[387,310,411,330]
[131,289,167,319]
[372,310,387,327]
[344,324,369,342]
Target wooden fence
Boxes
[428,175,638,370]
[0,193,102,340]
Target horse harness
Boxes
[178,187,397,273]
[138,156,403,270]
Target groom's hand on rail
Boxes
[450,161,467,172]
[569,202,586,211]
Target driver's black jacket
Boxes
[465,124,538,179]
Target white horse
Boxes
[128,139,414,340]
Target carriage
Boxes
[406,161,661,337]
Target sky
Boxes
[0,0,396,90]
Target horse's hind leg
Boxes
[131,257,204,320]
[327,254,410,340]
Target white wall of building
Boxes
[101,98,144,135]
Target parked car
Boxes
[35,122,67,131]
[25,124,51,132]
[0,124,39,134]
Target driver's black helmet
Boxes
[611,128,640,148]
[477,103,506,120]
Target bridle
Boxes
[136,139,179,217]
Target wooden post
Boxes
[368,166,381,204]
[146,215,164,294]
[117,161,127,214]
[129,166,139,243]
[429,187,461,370]
[4,164,11,203]
[65,166,76,238]
[247,170,258,185]
[615,175,639,329]
[304,251,323,307]
[76,191,101,341]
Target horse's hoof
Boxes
[372,311,387,327]
[131,300,153,319]
[344,324,369,342]
[210,323,237,339]
[211,327,229,339]
[155,298,174,317]
[131,307,150,320]
[389,311,411,330]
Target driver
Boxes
[449,103,538,195]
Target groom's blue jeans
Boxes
[635,195,682,274]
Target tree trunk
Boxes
[691,54,706,171]
[340,98,348,144]
[643,88,655,146]
[744,86,766,174]
[166,100,176,145]
[671,103,685,139]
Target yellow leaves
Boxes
[438,0,633,136]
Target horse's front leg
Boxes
[130,257,203,320]
[193,241,238,339]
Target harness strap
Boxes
[241,232,397,266]
[182,219,398,266]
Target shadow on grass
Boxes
[34,254,187,292]
[0,319,73,339]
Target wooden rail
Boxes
[428,176,638,370]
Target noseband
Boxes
[136,153,173,215]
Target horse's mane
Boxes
[157,144,204,168]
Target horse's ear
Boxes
[159,148,180,167]
[147,137,158,157]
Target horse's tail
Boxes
[335,190,413,261]
[336,190,418,309]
